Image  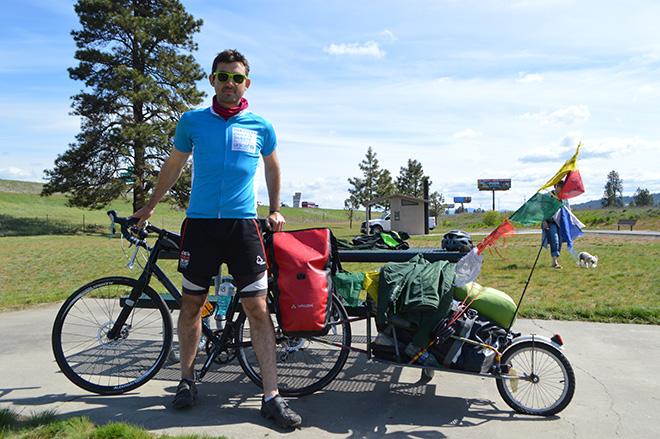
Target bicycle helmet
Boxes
[441,230,474,252]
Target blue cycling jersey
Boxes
[174,107,276,218]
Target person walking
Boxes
[542,181,566,268]
[132,49,302,429]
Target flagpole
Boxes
[506,242,544,332]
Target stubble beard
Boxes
[217,89,241,107]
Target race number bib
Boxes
[231,127,258,153]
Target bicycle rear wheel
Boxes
[52,276,173,395]
[236,294,351,397]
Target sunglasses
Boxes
[212,71,248,84]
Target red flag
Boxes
[477,219,516,255]
[558,169,585,200]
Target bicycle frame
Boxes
[107,225,246,380]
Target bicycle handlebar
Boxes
[107,210,273,247]
[107,210,152,246]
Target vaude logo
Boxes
[255,255,266,265]
[291,304,313,310]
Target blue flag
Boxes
[556,206,585,250]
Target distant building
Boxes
[301,201,319,208]
[293,192,301,208]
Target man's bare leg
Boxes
[178,293,207,381]
[241,295,278,398]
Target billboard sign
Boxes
[453,196,472,203]
[478,179,511,191]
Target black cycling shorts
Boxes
[177,218,267,294]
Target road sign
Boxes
[453,196,472,203]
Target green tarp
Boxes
[377,254,456,347]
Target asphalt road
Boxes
[432,229,660,238]
[1,303,659,438]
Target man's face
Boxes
[210,61,251,107]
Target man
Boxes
[132,49,302,428]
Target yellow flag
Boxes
[538,142,582,192]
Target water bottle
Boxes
[214,275,235,330]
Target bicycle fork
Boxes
[107,266,154,340]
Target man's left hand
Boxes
[267,211,285,232]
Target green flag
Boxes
[509,193,562,226]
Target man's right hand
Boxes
[131,205,155,228]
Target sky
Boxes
[1,0,659,210]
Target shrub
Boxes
[482,210,501,227]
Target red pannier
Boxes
[266,228,339,337]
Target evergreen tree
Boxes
[395,159,431,198]
[347,147,394,209]
[376,168,396,200]
[428,190,445,217]
[42,0,205,210]
[632,187,653,207]
[601,170,624,207]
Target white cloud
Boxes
[257,176,348,209]
[522,105,591,125]
[518,136,647,164]
[0,166,30,177]
[323,41,385,58]
[517,72,544,83]
[0,166,35,180]
[453,129,483,139]
[380,30,398,42]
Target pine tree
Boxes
[42,0,205,211]
[632,187,653,207]
[601,170,624,207]
[428,190,445,217]
[395,159,431,198]
[346,147,394,209]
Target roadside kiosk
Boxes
[367,194,427,235]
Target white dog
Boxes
[577,252,599,268]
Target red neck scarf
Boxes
[212,96,249,120]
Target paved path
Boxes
[1,303,659,438]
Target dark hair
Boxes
[212,49,250,76]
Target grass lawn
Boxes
[414,234,660,323]
[0,408,225,439]
[1,179,658,323]
[1,230,658,323]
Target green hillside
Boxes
[0,179,44,194]
[0,179,360,237]
[1,179,658,238]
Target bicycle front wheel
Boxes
[497,341,576,416]
[52,277,173,395]
[236,294,351,397]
